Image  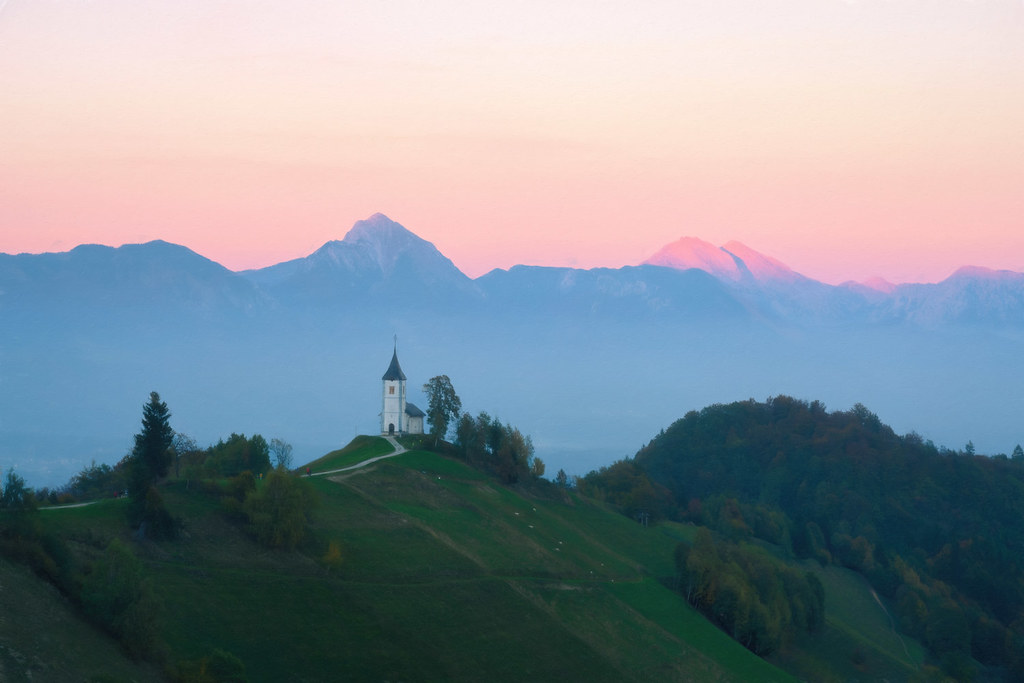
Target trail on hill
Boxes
[870,587,915,667]
[312,436,407,477]
[39,501,97,510]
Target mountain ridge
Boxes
[3,213,1023,489]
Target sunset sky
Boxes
[1,0,1022,284]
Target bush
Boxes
[242,468,317,550]
[81,539,163,660]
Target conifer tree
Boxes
[134,391,174,480]
[128,392,178,538]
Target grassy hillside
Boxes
[0,556,163,682]
[28,438,794,682]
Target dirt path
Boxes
[311,436,407,477]
[39,501,97,510]
[870,587,915,666]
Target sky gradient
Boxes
[2,0,1022,284]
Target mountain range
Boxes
[2,213,1022,487]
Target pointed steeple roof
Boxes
[382,348,406,381]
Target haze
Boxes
[2,0,1023,284]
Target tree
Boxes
[172,433,201,479]
[270,438,294,470]
[530,456,546,478]
[423,375,462,446]
[0,469,39,542]
[323,540,343,574]
[1013,444,1023,461]
[554,469,569,489]
[495,426,533,484]
[206,433,271,477]
[127,392,177,538]
[0,469,35,513]
[134,392,174,480]
[242,468,318,549]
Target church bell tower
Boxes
[381,344,407,435]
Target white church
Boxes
[380,347,425,436]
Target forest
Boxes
[582,396,1024,680]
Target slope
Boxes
[0,556,163,682]
[34,439,792,683]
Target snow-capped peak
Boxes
[642,236,804,285]
[721,241,799,283]
[642,236,743,280]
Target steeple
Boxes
[382,348,406,381]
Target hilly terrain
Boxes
[2,213,1023,491]
[582,396,1024,681]
[2,427,953,682]
[3,436,796,682]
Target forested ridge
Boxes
[584,396,1024,679]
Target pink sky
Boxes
[1,0,1022,284]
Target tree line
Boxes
[0,391,315,677]
[676,527,824,656]
[581,396,1024,680]
[422,375,545,484]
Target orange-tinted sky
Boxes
[1,0,1022,284]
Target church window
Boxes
[389,386,395,395]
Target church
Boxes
[380,347,425,436]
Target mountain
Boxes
[642,237,805,286]
[0,240,268,319]
[639,237,873,323]
[474,264,750,322]
[2,215,1024,492]
[643,236,747,281]
[883,266,1024,327]
[241,213,480,308]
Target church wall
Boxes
[407,415,424,435]
[382,378,405,434]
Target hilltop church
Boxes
[381,347,425,436]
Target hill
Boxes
[611,397,1024,680]
[8,437,794,682]
[0,556,163,682]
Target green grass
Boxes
[22,439,918,682]
[757,560,926,682]
[0,557,162,682]
[302,434,395,473]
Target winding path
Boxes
[39,501,97,510]
[310,436,407,477]
[870,587,915,667]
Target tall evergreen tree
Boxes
[134,391,174,480]
[128,392,177,538]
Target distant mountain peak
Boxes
[241,213,476,300]
[343,213,415,244]
[642,236,804,285]
[858,277,897,293]
[948,265,1024,282]
[721,241,800,283]
[642,236,743,280]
